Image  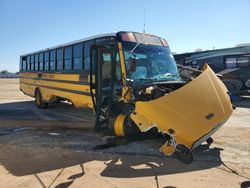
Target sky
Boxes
[0,0,249,72]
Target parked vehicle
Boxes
[174,45,250,96]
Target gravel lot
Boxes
[0,78,249,188]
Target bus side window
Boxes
[64,46,72,70]
[35,54,39,71]
[57,48,63,71]
[23,61,26,71]
[27,56,30,71]
[237,56,249,68]
[225,57,237,68]
[39,53,44,71]
[84,40,94,71]
[31,55,34,71]
[50,50,56,71]
[73,43,83,70]
[22,56,27,72]
[44,52,49,71]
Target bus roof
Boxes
[20,31,167,57]
[21,31,168,57]
[21,32,116,57]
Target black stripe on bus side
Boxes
[20,76,89,85]
[20,81,93,96]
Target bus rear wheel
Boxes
[35,89,48,109]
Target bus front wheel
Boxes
[35,89,48,109]
[175,144,194,164]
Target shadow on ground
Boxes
[0,100,223,182]
[0,133,223,178]
[0,100,94,122]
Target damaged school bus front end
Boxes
[130,64,233,152]
[113,32,233,163]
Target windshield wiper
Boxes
[134,78,157,83]
[151,73,182,81]
[133,78,184,86]
[131,43,141,54]
[163,73,182,80]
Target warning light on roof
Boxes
[121,32,136,42]
[160,38,169,47]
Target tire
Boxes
[123,117,142,138]
[175,144,194,164]
[113,115,141,138]
[35,89,48,109]
[206,137,213,147]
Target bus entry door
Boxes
[93,46,115,129]
[98,47,114,94]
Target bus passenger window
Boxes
[23,62,26,71]
[50,50,56,71]
[73,43,83,70]
[22,57,27,72]
[84,40,94,71]
[64,46,72,70]
[39,53,44,71]
[31,55,34,71]
[27,56,30,71]
[19,61,23,72]
[56,48,63,70]
[225,57,237,68]
[44,52,49,71]
[35,54,39,71]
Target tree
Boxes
[0,70,9,74]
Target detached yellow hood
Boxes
[130,64,233,148]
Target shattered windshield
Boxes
[122,42,181,84]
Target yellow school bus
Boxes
[19,31,233,163]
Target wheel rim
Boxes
[114,114,126,137]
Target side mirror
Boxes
[128,56,137,72]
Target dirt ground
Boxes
[0,78,249,188]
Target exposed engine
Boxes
[133,83,184,101]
